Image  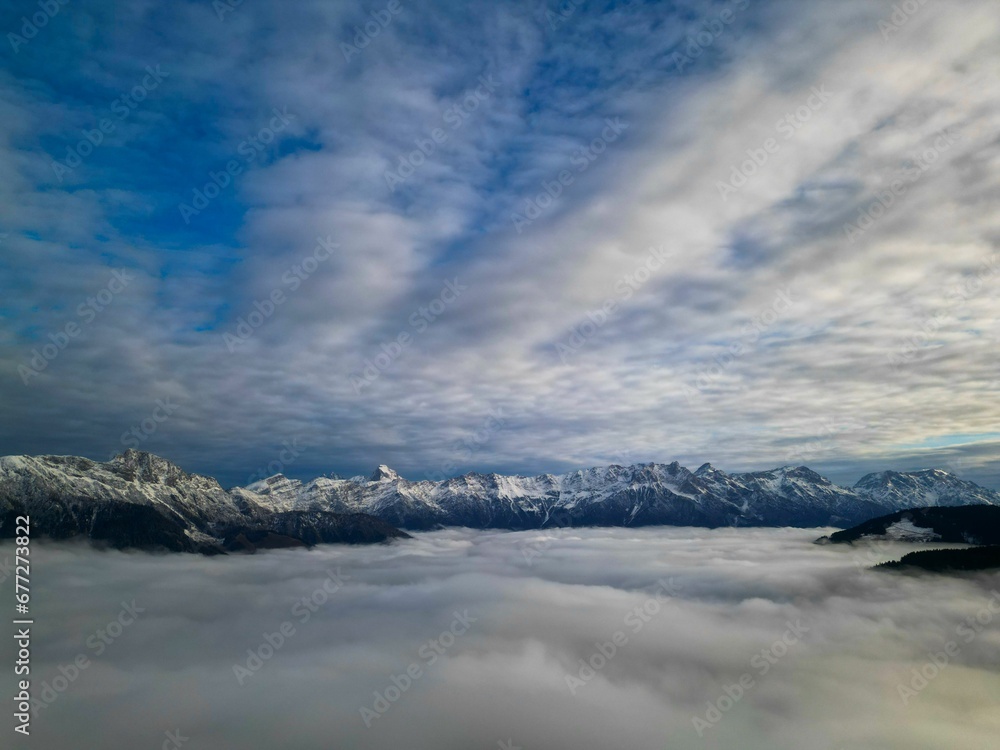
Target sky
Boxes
[4,527,999,749]
[1,0,999,489]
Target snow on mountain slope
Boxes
[0,451,246,532]
[0,450,408,552]
[3,450,997,547]
[882,519,941,542]
[823,505,1000,546]
[853,469,1000,509]
[237,461,999,531]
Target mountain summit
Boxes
[0,452,408,553]
[239,460,999,531]
[2,453,997,545]
[369,465,401,482]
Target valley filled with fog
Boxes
[3,528,998,749]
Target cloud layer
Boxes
[1,0,999,487]
[3,528,999,749]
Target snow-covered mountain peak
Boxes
[854,470,898,487]
[107,449,194,486]
[370,465,401,482]
[855,469,958,490]
[779,466,830,483]
[6,450,999,542]
[853,468,999,507]
[0,451,407,552]
[245,473,301,493]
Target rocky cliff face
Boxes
[852,469,1000,508]
[238,460,1000,530]
[3,451,997,550]
[0,450,409,553]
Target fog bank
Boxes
[2,528,999,749]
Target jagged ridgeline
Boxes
[234,461,1000,530]
[0,450,409,554]
[2,450,999,553]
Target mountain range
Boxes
[2,450,999,553]
[240,461,1000,530]
[0,450,408,554]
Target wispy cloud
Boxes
[1,0,999,488]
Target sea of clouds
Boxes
[2,527,999,749]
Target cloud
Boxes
[7,527,1000,748]
[0,0,999,488]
